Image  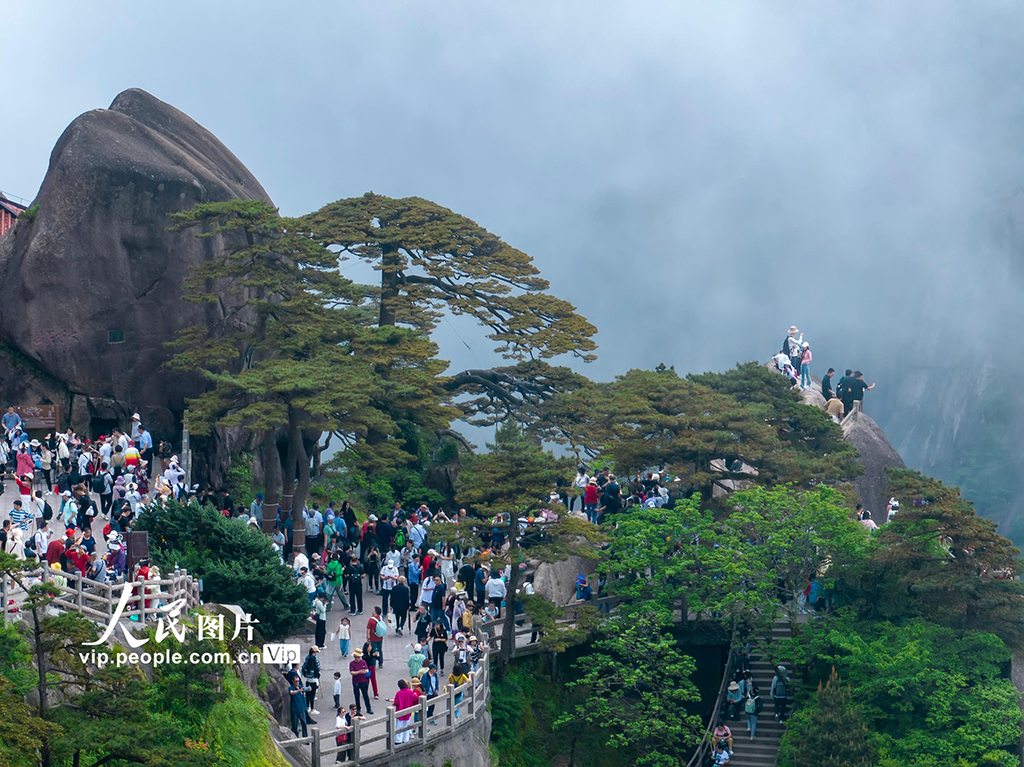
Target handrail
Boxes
[685,633,736,767]
[278,651,491,766]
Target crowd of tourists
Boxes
[0,410,185,589]
[774,325,876,421]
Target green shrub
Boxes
[134,500,309,639]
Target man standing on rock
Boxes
[845,371,876,414]
[820,368,835,401]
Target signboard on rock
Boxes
[16,405,59,431]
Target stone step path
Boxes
[724,619,793,767]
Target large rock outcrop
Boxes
[0,89,271,472]
[842,408,907,517]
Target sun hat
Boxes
[352,649,363,657]
[132,413,140,421]
[729,681,740,691]
[576,574,588,585]
[29,439,40,447]
[311,646,320,653]
[789,325,799,334]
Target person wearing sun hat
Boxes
[349,648,373,716]
[583,476,600,523]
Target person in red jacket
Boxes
[583,477,600,523]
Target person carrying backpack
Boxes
[366,607,387,667]
[771,665,790,722]
[301,646,322,716]
[744,684,762,739]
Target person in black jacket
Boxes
[820,368,836,401]
[390,576,410,635]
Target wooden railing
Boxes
[1,564,201,625]
[277,652,491,766]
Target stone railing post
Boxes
[1,572,7,626]
[387,706,395,753]
[309,726,320,767]
[447,686,456,731]
[138,578,146,623]
[75,572,84,610]
[419,695,429,741]
[351,717,361,761]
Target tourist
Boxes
[313,593,328,649]
[835,368,853,407]
[474,565,487,607]
[713,741,730,764]
[799,342,812,391]
[846,370,876,412]
[820,367,836,401]
[360,640,381,698]
[8,499,31,535]
[744,684,762,739]
[447,662,469,719]
[429,620,449,672]
[379,556,399,615]
[346,558,364,615]
[771,666,790,722]
[289,675,311,736]
[337,615,351,657]
[408,643,427,679]
[422,662,440,723]
[414,605,432,653]
[725,681,743,720]
[392,679,419,744]
[390,575,410,635]
[364,544,381,594]
[713,721,733,753]
[335,704,356,762]
[349,649,373,716]
[367,606,387,666]
[825,393,845,423]
[859,509,878,531]
[583,477,599,524]
[485,570,507,616]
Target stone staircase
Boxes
[726,619,792,767]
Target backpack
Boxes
[394,528,406,547]
[301,655,318,679]
[42,502,53,521]
[745,695,758,714]
[374,617,388,638]
[91,475,106,493]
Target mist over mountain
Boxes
[6,2,1024,528]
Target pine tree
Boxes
[784,668,875,767]
[298,193,598,423]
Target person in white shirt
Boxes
[130,413,142,441]
[485,572,507,616]
[379,559,399,615]
[33,521,50,556]
[293,550,310,574]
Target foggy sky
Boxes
[6,2,1024,485]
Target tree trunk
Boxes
[287,412,306,551]
[261,431,283,534]
[500,521,521,670]
[378,244,401,327]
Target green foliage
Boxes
[0,676,57,767]
[556,615,703,767]
[458,421,571,517]
[491,656,626,767]
[200,674,288,767]
[0,623,35,696]
[840,469,1024,647]
[603,487,868,634]
[224,451,259,508]
[785,616,1022,767]
[779,668,875,767]
[20,203,39,220]
[134,500,309,639]
[535,363,861,498]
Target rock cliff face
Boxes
[0,89,271,473]
[842,409,907,518]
